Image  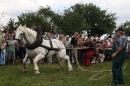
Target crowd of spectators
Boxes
[42,32,130,66]
[61,32,114,66]
[0,29,26,65]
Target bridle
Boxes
[15,33,26,47]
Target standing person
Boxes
[77,34,83,63]
[4,30,9,64]
[7,34,15,64]
[65,35,70,56]
[0,30,4,65]
[58,34,65,46]
[70,32,78,64]
[110,28,127,85]
[0,40,6,65]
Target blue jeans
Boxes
[0,51,6,65]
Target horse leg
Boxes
[63,55,73,71]
[22,53,28,73]
[57,56,65,69]
[58,49,73,71]
[33,53,44,75]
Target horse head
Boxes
[15,25,27,46]
[15,24,37,46]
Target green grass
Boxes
[0,59,129,86]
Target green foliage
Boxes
[53,3,117,36]
[0,60,129,86]
[119,20,130,36]
[59,3,85,35]
[61,9,84,35]
[38,6,55,18]
[83,3,117,37]
[5,6,55,33]
[3,3,117,36]
[37,6,55,32]
[17,11,51,32]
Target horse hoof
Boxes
[35,71,40,75]
[35,73,40,76]
[68,67,73,72]
[57,66,61,69]
[22,69,27,73]
[35,72,40,76]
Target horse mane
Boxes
[25,27,37,40]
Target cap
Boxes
[115,28,125,33]
[66,35,69,37]
[9,34,14,37]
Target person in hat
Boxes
[110,28,127,85]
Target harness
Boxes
[19,28,59,57]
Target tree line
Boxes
[1,3,130,36]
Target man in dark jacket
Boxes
[70,32,78,63]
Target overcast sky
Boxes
[0,0,130,26]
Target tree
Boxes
[4,6,55,33]
[16,11,50,32]
[37,6,56,32]
[83,3,117,37]
[53,3,86,35]
[61,9,84,35]
[3,3,117,36]
[51,12,63,33]
[53,3,117,36]
[119,20,130,36]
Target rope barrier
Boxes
[59,47,104,49]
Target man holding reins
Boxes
[110,28,127,85]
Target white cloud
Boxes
[0,0,130,26]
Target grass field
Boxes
[0,59,129,86]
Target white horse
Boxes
[15,25,72,75]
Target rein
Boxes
[15,34,26,47]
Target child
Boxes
[7,34,15,64]
[0,40,6,65]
